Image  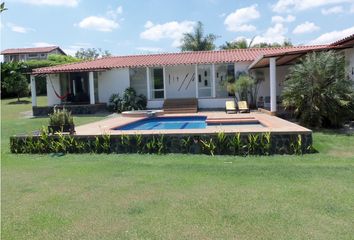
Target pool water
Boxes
[114,116,264,130]
[116,116,207,130]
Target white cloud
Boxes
[62,43,91,56]
[271,15,296,23]
[252,23,288,45]
[224,4,260,32]
[7,23,34,33]
[219,13,226,18]
[136,47,163,53]
[144,21,154,28]
[272,0,353,13]
[321,5,344,14]
[106,6,123,19]
[77,16,119,32]
[293,21,320,34]
[21,0,79,7]
[309,26,354,44]
[350,4,354,11]
[140,21,196,47]
[32,42,54,47]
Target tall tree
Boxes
[220,38,254,49]
[1,62,29,101]
[282,51,354,128]
[75,48,112,60]
[0,2,8,13]
[252,40,292,48]
[221,38,292,50]
[180,21,218,51]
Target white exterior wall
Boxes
[46,74,61,106]
[147,100,164,109]
[147,98,234,109]
[255,65,290,99]
[198,98,234,109]
[98,68,130,103]
[345,47,354,80]
[165,65,196,99]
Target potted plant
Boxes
[48,108,75,134]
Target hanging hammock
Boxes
[48,75,70,100]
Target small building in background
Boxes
[1,46,66,62]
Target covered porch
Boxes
[30,71,106,116]
[249,44,354,115]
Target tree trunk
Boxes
[17,93,20,102]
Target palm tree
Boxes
[180,21,218,51]
[220,37,256,50]
[282,51,354,128]
[220,38,292,50]
[0,2,8,13]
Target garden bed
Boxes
[10,131,312,155]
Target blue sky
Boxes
[1,0,354,56]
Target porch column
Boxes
[163,66,166,99]
[212,64,216,98]
[270,57,277,113]
[89,71,95,104]
[146,67,151,100]
[30,75,37,107]
[195,64,198,98]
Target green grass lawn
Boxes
[2,96,354,240]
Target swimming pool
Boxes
[114,116,263,130]
[115,116,207,130]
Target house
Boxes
[30,34,354,116]
[1,46,66,62]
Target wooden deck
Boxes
[163,98,198,113]
[75,111,312,136]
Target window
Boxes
[151,68,164,99]
[215,64,235,98]
[28,53,39,58]
[197,65,212,98]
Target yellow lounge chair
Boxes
[238,101,250,113]
[225,100,237,113]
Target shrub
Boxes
[108,93,122,112]
[49,108,74,126]
[108,87,147,113]
[10,132,313,155]
[282,51,354,128]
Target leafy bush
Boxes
[49,108,74,126]
[108,87,147,113]
[282,51,354,128]
[108,93,122,112]
[226,73,260,108]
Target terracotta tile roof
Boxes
[32,45,329,74]
[330,34,354,46]
[1,46,63,55]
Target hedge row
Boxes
[10,129,313,155]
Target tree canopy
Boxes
[220,38,292,50]
[75,48,112,60]
[1,62,29,101]
[24,54,81,71]
[180,21,219,51]
[0,2,8,13]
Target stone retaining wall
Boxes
[10,132,313,155]
[32,104,107,116]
